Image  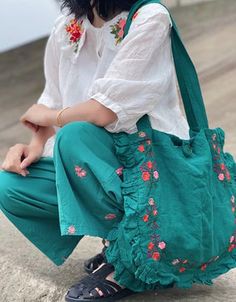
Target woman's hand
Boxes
[1,143,44,176]
[20,104,58,131]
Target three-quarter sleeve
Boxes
[36,17,63,110]
[88,3,173,133]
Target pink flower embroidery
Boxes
[110,17,127,45]
[138,131,146,138]
[148,198,155,206]
[68,225,76,234]
[75,165,87,178]
[153,171,159,179]
[158,241,166,250]
[179,267,186,273]
[105,213,117,220]
[116,166,124,176]
[65,18,84,53]
[218,173,225,181]
[153,209,158,216]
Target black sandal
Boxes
[83,240,107,274]
[65,263,136,302]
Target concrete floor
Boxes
[0,0,236,301]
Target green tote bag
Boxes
[105,0,236,292]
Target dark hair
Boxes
[61,0,137,22]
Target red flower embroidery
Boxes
[148,242,155,250]
[225,169,231,181]
[142,171,151,181]
[179,267,186,273]
[147,161,153,169]
[220,163,226,170]
[201,263,207,271]
[152,251,160,261]
[211,132,232,184]
[138,145,145,152]
[143,214,149,222]
[65,18,84,53]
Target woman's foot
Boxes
[83,245,107,274]
[92,263,125,296]
[65,262,135,302]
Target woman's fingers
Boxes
[20,154,36,169]
[1,144,29,176]
[23,121,39,132]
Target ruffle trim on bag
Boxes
[105,127,236,292]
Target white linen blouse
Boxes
[37,3,190,158]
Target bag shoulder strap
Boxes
[123,0,209,132]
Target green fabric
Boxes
[103,0,236,292]
[0,121,124,265]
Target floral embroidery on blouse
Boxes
[65,18,84,53]
[110,17,127,45]
[105,213,117,220]
[211,132,231,183]
[75,165,87,178]
[68,225,76,234]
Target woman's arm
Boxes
[20,4,172,131]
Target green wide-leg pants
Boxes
[0,121,124,266]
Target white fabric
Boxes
[37,3,190,158]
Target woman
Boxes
[0,0,190,301]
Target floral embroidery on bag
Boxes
[105,213,117,220]
[110,17,127,45]
[228,194,236,252]
[68,225,76,234]
[211,132,231,183]
[140,160,159,182]
[65,18,84,53]
[143,197,166,261]
[171,194,236,273]
[75,165,87,178]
